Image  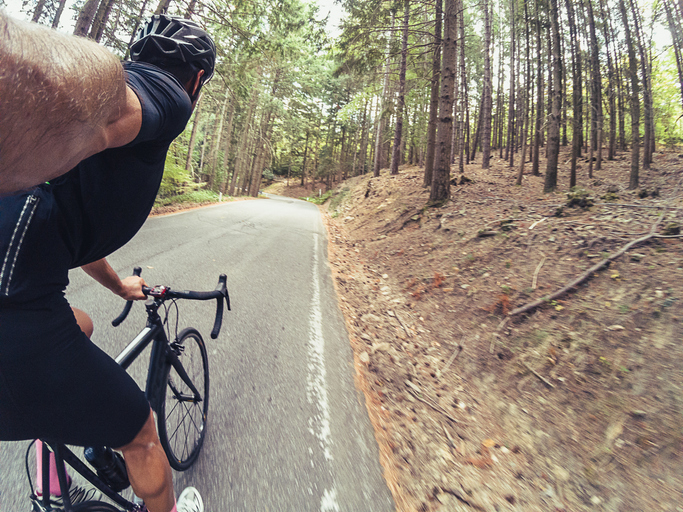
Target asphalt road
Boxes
[0,195,393,512]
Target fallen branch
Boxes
[529,217,548,229]
[477,230,498,237]
[387,310,412,338]
[509,217,664,317]
[442,488,486,511]
[438,342,463,377]
[406,385,470,425]
[489,318,510,353]
[595,203,681,210]
[532,255,547,290]
[522,362,555,389]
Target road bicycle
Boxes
[26,268,230,512]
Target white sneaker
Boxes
[176,486,204,512]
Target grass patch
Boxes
[302,190,333,205]
[329,187,350,212]
[154,189,221,207]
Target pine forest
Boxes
[10,0,683,207]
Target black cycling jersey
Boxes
[0,61,192,307]
[0,61,192,446]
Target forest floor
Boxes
[269,148,683,512]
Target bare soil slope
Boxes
[292,151,683,511]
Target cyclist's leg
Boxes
[34,306,93,494]
[117,410,174,512]
[72,307,94,338]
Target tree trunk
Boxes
[233,80,260,196]
[391,0,410,175]
[598,0,616,160]
[373,9,396,176]
[469,95,484,162]
[544,0,562,193]
[32,0,48,23]
[458,4,467,173]
[565,0,580,189]
[481,0,493,169]
[424,0,442,186]
[208,89,230,190]
[429,0,458,205]
[359,98,370,175]
[338,126,347,182]
[531,1,545,177]
[506,0,516,167]
[301,130,310,186]
[185,95,203,175]
[154,0,172,15]
[73,0,100,37]
[664,0,683,113]
[198,130,209,181]
[250,108,275,197]
[125,0,150,59]
[515,0,532,185]
[619,0,640,189]
[89,0,116,42]
[52,0,68,28]
[664,0,683,114]
[220,100,236,195]
[584,0,603,171]
[185,0,198,18]
[628,0,653,170]
[496,34,506,159]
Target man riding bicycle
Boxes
[0,12,216,512]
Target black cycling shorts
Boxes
[0,298,150,448]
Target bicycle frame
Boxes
[34,299,201,512]
[35,442,142,511]
[31,271,227,511]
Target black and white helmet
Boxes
[130,14,216,84]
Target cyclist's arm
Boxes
[0,11,141,195]
[81,258,147,301]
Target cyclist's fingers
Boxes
[120,276,147,300]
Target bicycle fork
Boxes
[167,346,202,402]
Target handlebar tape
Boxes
[111,267,142,327]
[211,274,229,339]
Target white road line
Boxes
[306,232,340,512]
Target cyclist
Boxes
[0,12,215,512]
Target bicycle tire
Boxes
[157,327,209,471]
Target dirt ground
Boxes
[274,149,683,512]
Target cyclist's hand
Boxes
[118,275,148,301]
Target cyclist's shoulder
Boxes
[122,61,192,146]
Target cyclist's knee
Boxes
[71,307,93,338]
[117,410,159,451]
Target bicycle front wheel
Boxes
[157,327,209,471]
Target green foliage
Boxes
[302,190,333,204]
[566,188,594,209]
[154,189,221,207]
[329,186,350,211]
[158,151,195,199]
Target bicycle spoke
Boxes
[167,400,202,445]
